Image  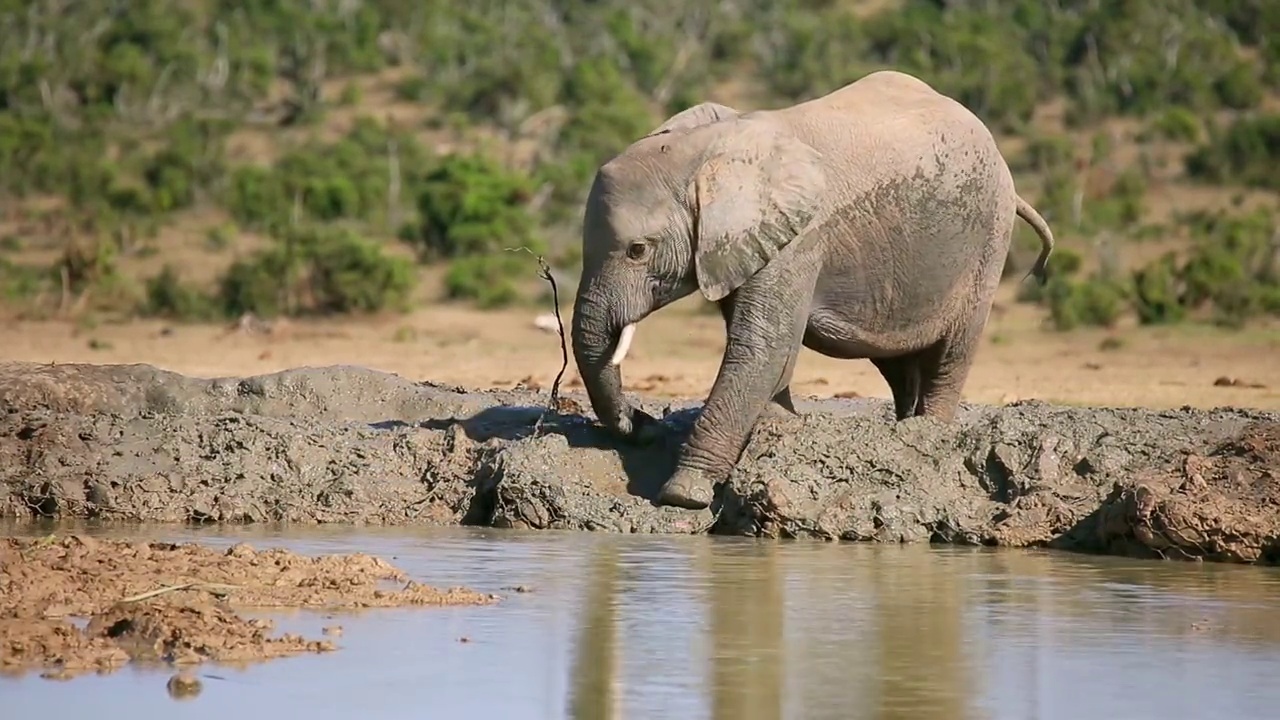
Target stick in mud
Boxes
[508,246,572,436]
[118,582,242,603]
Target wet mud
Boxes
[2,361,1278,565]
[0,534,496,679]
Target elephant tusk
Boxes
[609,323,636,366]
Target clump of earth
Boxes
[1,361,1277,566]
[0,534,497,679]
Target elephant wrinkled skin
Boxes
[569,70,1056,510]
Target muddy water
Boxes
[4,524,1280,720]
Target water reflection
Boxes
[870,545,974,720]
[568,541,622,720]
[2,521,1280,720]
[705,540,785,720]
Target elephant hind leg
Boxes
[914,315,990,422]
[872,355,922,420]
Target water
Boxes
[4,522,1280,719]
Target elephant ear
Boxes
[691,123,826,302]
[644,102,739,138]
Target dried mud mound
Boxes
[0,534,497,679]
[2,361,1278,565]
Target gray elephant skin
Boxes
[570,69,1056,510]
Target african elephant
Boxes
[570,70,1055,510]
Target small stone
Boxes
[167,671,203,700]
[533,314,560,333]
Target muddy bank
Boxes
[1,361,1278,565]
[0,533,496,679]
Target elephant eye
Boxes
[626,242,648,260]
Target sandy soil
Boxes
[4,287,1277,410]
[0,534,497,679]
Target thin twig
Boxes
[504,247,571,437]
[120,583,196,602]
[119,582,242,604]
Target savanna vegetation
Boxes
[0,0,1277,331]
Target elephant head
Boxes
[570,102,828,442]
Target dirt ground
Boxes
[0,534,497,680]
[2,286,1278,410]
[1,360,1277,565]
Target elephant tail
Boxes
[1015,194,1055,286]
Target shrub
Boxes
[1185,114,1280,190]
[143,265,220,321]
[1149,108,1202,143]
[412,153,544,261]
[443,254,526,309]
[3,0,1280,324]
[219,227,415,318]
[0,258,52,304]
[1045,276,1127,331]
[1130,253,1187,325]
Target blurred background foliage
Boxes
[0,0,1277,330]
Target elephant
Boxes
[569,70,1055,511]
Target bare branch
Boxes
[505,247,572,433]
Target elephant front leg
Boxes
[659,289,810,510]
[716,298,801,422]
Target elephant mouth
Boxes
[608,323,637,366]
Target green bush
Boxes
[1148,108,1202,142]
[143,265,220,321]
[1045,276,1127,331]
[443,254,526,309]
[1023,207,1280,330]
[0,258,52,304]
[54,238,142,316]
[225,120,430,232]
[2,0,1280,322]
[1130,253,1187,325]
[219,227,415,318]
[307,231,416,314]
[1186,114,1280,190]
[412,153,544,261]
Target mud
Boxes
[1,361,1278,565]
[0,533,497,679]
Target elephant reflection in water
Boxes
[568,543,624,720]
[567,540,977,720]
[566,539,786,720]
[870,546,976,720]
[706,540,786,720]
[704,542,977,720]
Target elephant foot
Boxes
[658,468,715,510]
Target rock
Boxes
[1,361,1278,565]
[533,313,561,333]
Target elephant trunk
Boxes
[571,290,637,439]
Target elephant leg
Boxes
[871,355,922,420]
[660,271,815,510]
[718,300,800,421]
[915,314,989,421]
